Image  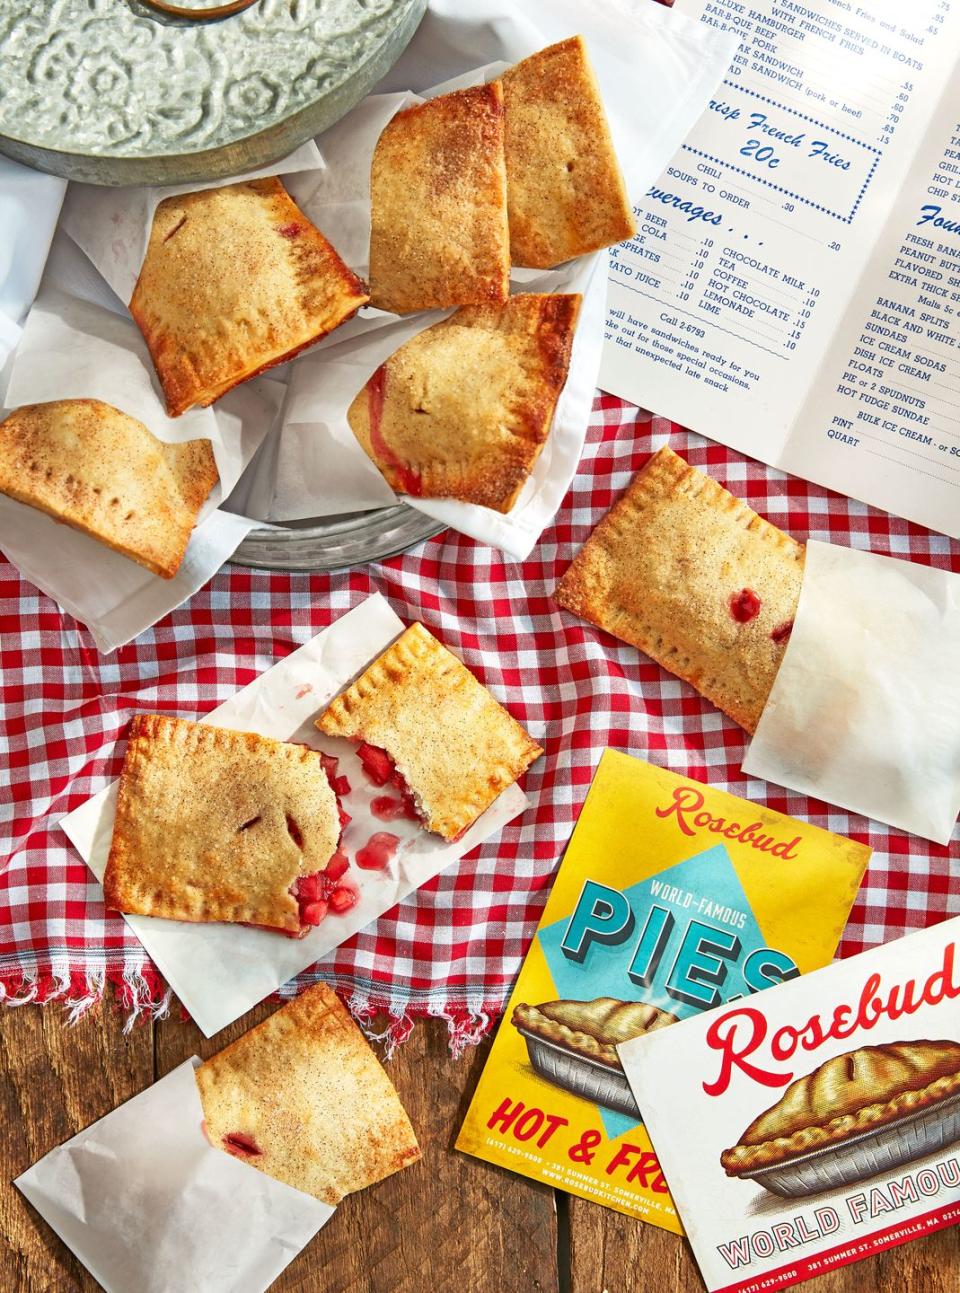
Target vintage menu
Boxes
[455,751,870,1229]
[622,914,960,1292]
[600,0,960,539]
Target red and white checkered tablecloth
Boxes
[1,397,958,1050]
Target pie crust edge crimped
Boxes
[512,998,678,1069]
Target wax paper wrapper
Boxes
[744,541,960,845]
[60,594,531,1037]
[60,140,325,307]
[0,155,65,368]
[16,1059,332,1293]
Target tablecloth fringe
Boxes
[0,967,171,1030]
[346,992,498,1059]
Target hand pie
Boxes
[722,1040,960,1191]
[502,36,635,267]
[513,997,677,1069]
[0,399,217,579]
[554,447,805,733]
[347,293,580,512]
[368,82,510,314]
[315,621,542,840]
[196,982,421,1204]
[131,177,368,416]
[103,714,349,936]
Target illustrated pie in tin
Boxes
[131,176,368,416]
[103,714,350,936]
[722,1040,960,1193]
[554,446,805,733]
[315,621,542,841]
[346,292,581,512]
[196,982,421,1204]
[513,997,678,1068]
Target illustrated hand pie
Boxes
[315,621,542,840]
[196,982,421,1204]
[347,293,581,512]
[131,176,368,416]
[513,997,677,1070]
[722,1040,960,1194]
[0,399,217,579]
[554,447,805,733]
[368,82,510,314]
[103,714,350,935]
[502,36,635,267]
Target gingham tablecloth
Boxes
[2,398,958,1049]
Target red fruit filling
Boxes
[367,365,423,496]
[224,1131,262,1157]
[771,620,794,645]
[356,742,422,821]
[292,850,355,928]
[325,849,350,881]
[300,900,328,926]
[277,222,302,239]
[371,794,420,822]
[356,831,400,871]
[729,588,762,623]
[332,774,352,797]
[356,741,394,785]
[329,883,359,914]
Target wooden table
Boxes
[2,992,957,1292]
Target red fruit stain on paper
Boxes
[355,831,400,870]
[295,684,313,699]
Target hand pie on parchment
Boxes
[0,398,217,579]
[130,177,368,416]
[346,292,580,512]
[315,621,542,840]
[103,714,347,936]
[502,35,635,268]
[368,82,510,314]
[554,447,805,733]
[195,982,421,1204]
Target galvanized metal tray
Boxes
[0,0,426,185]
[516,1027,642,1121]
[231,506,445,572]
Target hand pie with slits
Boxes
[103,714,348,936]
[196,982,421,1204]
[0,399,217,579]
[554,447,805,733]
[315,621,542,840]
[347,293,580,512]
[368,82,510,314]
[130,176,368,416]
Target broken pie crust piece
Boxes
[368,82,510,314]
[315,621,542,840]
[347,293,581,512]
[195,982,421,1204]
[130,176,368,416]
[0,399,217,579]
[502,35,635,268]
[554,446,805,733]
[103,714,341,934]
[721,1040,960,1175]
[513,997,678,1069]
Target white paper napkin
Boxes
[744,541,960,844]
[16,1059,333,1293]
[60,595,530,1036]
[0,155,66,364]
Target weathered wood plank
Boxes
[0,994,153,1293]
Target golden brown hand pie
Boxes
[347,292,580,512]
[0,398,217,579]
[103,714,346,935]
[130,176,368,416]
[513,997,677,1070]
[315,621,542,840]
[368,82,510,314]
[721,1040,960,1176]
[554,447,805,733]
[502,36,635,268]
[195,982,421,1204]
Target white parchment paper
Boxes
[744,541,960,844]
[60,595,531,1037]
[0,155,66,366]
[16,1059,333,1293]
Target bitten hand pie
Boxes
[0,399,217,579]
[131,177,368,416]
[555,447,805,733]
[103,714,349,935]
[315,621,542,840]
[196,982,421,1204]
[368,82,510,314]
[502,36,635,267]
[347,293,581,512]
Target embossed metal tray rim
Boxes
[230,504,445,572]
[517,1027,642,1121]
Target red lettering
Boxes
[605,1143,668,1190]
[537,1113,569,1148]
[654,784,702,837]
[487,1097,524,1134]
[771,1024,799,1062]
[514,1108,544,1141]
[703,1007,791,1096]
